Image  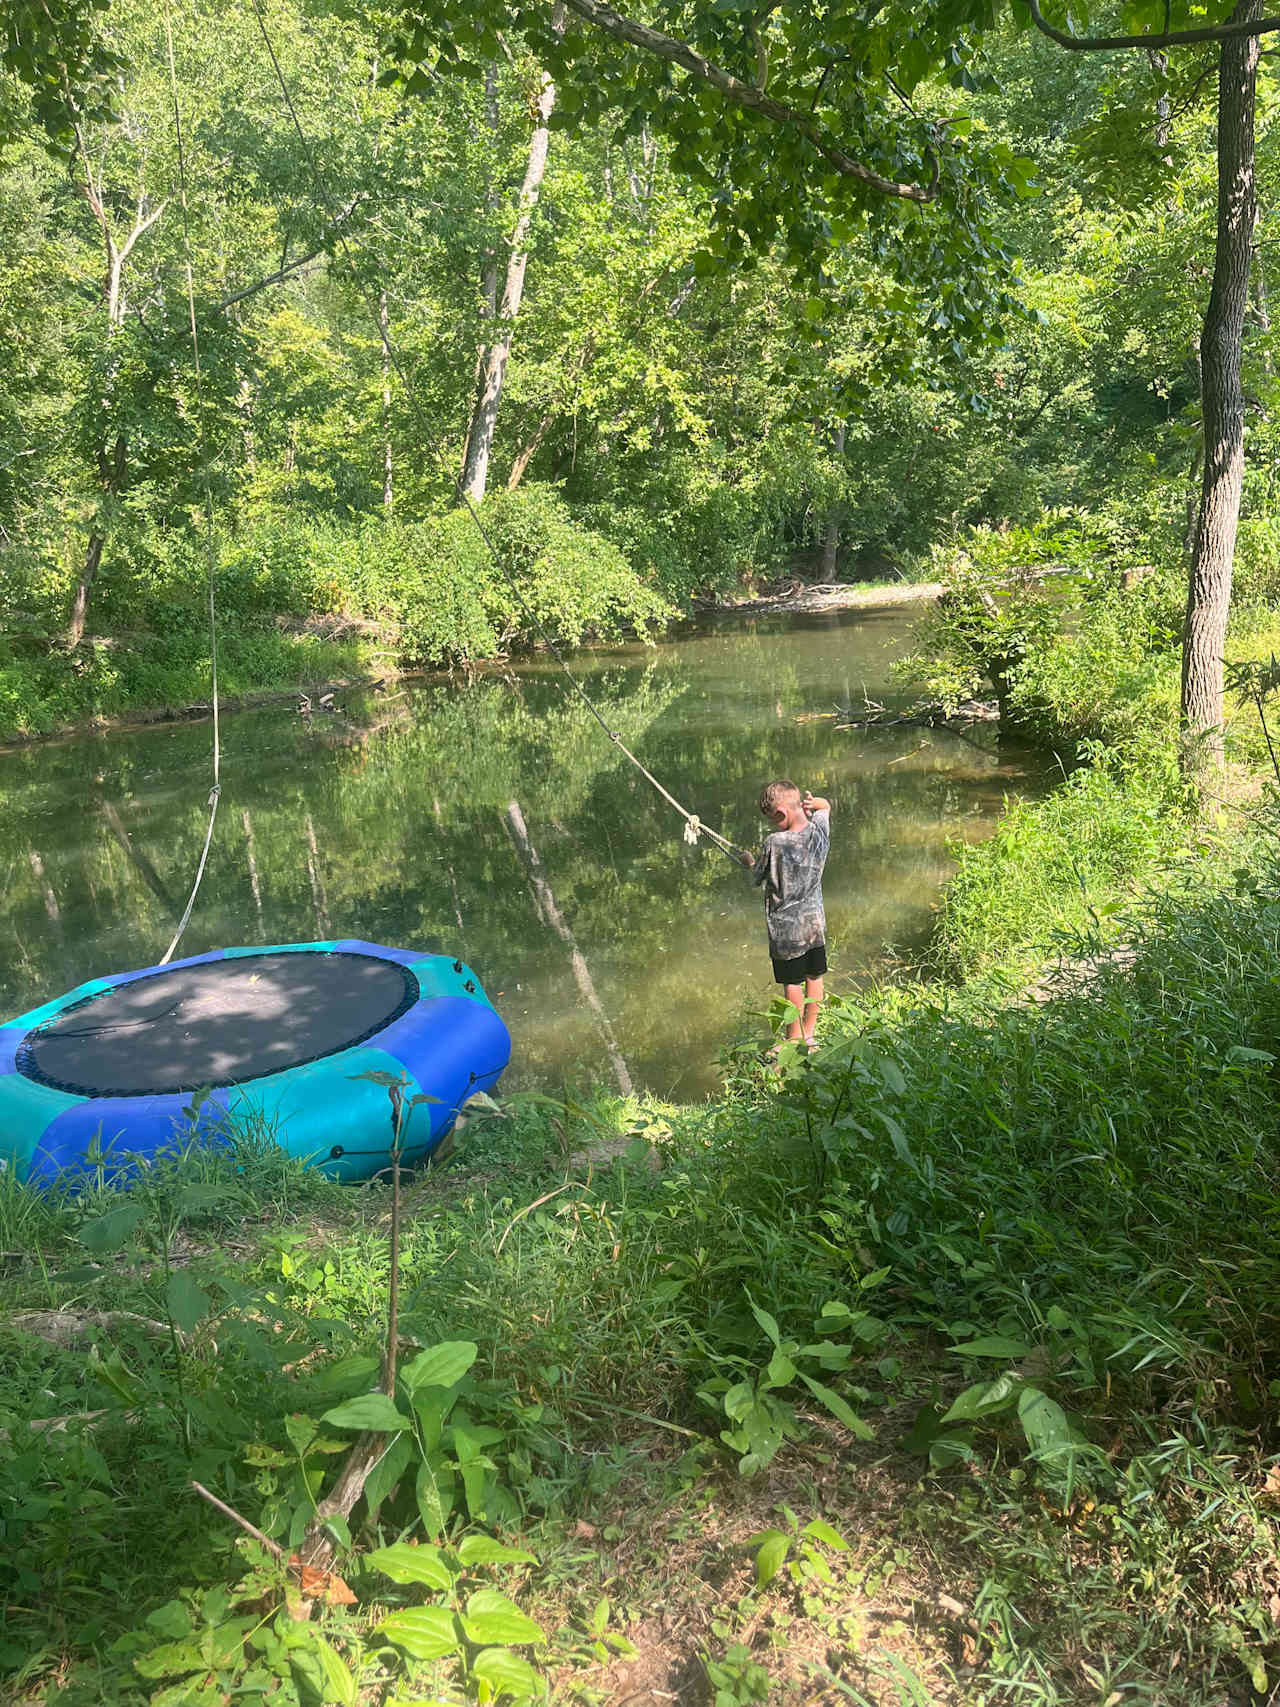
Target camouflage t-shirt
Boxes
[752,808,830,960]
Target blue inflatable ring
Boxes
[0,940,511,1186]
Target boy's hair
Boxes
[759,778,802,817]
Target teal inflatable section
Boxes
[0,942,511,1187]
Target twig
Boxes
[496,1180,584,1254]
[191,1480,285,1560]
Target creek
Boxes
[0,606,1041,1100]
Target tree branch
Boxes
[1025,0,1280,51]
[216,195,367,312]
[217,244,326,310]
[116,197,168,265]
[560,0,939,201]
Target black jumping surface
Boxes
[20,950,417,1097]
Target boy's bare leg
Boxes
[782,983,805,1042]
[802,976,824,1044]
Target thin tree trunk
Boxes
[1181,0,1262,776]
[65,135,163,650]
[461,36,561,504]
[66,534,105,652]
[503,800,634,1096]
[379,291,394,512]
[507,412,557,491]
[1253,243,1272,371]
[818,424,847,582]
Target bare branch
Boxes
[217,245,327,310]
[1025,0,1280,52]
[561,0,939,201]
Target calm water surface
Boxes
[0,607,1039,1098]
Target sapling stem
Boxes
[383,1081,403,1397]
[1254,687,1280,785]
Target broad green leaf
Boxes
[308,1353,381,1398]
[722,1380,756,1421]
[79,1202,144,1253]
[401,1340,478,1392]
[368,1542,454,1590]
[941,1374,1022,1424]
[144,1601,192,1640]
[746,1293,781,1347]
[798,1372,874,1440]
[363,1431,414,1525]
[1017,1386,1076,1455]
[457,1536,538,1566]
[764,1349,797,1388]
[313,1634,356,1707]
[950,1335,1031,1359]
[321,1392,413,1431]
[470,1646,544,1700]
[753,1529,789,1588]
[376,1605,460,1661]
[801,1518,849,1550]
[284,1413,318,1457]
[416,1455,455,1536]
[462,1589,544,1646]
[134,1639,205,1680]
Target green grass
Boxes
[5,812,1280,1704]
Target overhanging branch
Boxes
[1025,0,1280,51]
[560,0,939,201]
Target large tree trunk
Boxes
[1181,0,1261,775]
[460,59,558,504]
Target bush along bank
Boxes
[0,486,675,742]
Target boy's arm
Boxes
[802,792,831,815]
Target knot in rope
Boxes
[683,814,701,846]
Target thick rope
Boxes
[159,0,222,964]
[246,0,751,867]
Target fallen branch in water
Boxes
[836,696,999,732]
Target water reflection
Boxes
[0,608,1041,1096]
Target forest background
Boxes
[5,0,1279,739]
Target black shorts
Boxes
[771,943,828,985]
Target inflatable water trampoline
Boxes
[0,940,511,1186]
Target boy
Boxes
[744,779,831,1049]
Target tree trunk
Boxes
[818,424,847,581]
[379,291,394,513]
[460,56,559,504]
[1181,0,1261,776]
[66,533,105,652]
